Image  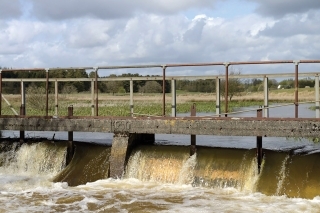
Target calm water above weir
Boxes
[1,103,320,212]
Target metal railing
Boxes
[0,59,320,118]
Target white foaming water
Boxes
[1,178,320,213]
[0,142,66,192]
[1,123,320,213]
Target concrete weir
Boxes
[109,133,154,178]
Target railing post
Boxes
[55,80,58,116]
[162,65,166,116]
[315,75,319,118]
[190,103,196,156]
[171,79,176,117]
[294,60,300,118]
[94,67,99,116]
[45,69,49,116]
[216,77,220,117]
[130,79,134,117]
[263,76,269,117]
[257,108,263,174]
[91,79,94,116]
[20,81,25,142]
[66,105,74,165]
[224,62,229,117]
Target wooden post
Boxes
[66,105,74,165]
[190,103,196,156]
[20,81,25,143]
[257,108,263,174]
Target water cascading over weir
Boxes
[1,135,320,199]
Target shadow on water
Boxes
[52,142,111,186]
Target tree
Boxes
[105,81,122,95]
[120,73,143,92]
[279,79,294,89]
[139,81,162,93]
[220,68,244,101]
[268,79,278,89]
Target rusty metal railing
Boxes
[0,59,320,118]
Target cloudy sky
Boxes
[0,0,320,76]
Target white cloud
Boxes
[0,0,320,76]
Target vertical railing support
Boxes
[45,69,49,116]
[162,65,166,116]
[130,79,134,116]
[171,79,176,117]
[66,105,74,165]
[315,75,320,118]
[216,77,220,117]
[94,67,99,116]
[294,60,300,118]
[257,108,263,174]
[91,79,95,116]
[20,81,26,143]
[224,62,229,117]
[263,76,269,117]
[190,103,196,156]
[55,80,58,116]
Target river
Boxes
[1,103,320,212]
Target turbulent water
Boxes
[1,141,320,213]
[1,103,320,212]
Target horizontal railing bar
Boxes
[1,59,320,72]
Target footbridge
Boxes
[1,59,320,177]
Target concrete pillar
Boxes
[109,133,155,178]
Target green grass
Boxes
[1,100,284,117]
[0,91,306,117]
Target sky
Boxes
[0,0,320,76]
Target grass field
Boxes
[0,87,317,116]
